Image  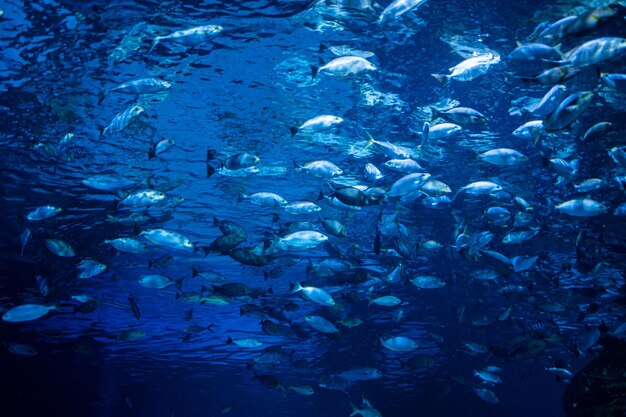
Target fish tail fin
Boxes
[290,126,298,137]
[421,121,430,147]
[148,259,154,269]
[531,129,542,146]
[310,65,319,79]
[350,403,360,417]
[517,75,536,84]
[226,335,233,344]
[213,216,223,228]
[207,323,214,333]
[363,130,376,150]
[191,267,199,278]
[429,106,441,121]
[318,42,327,52]
[175,278,184,291]
[148,145,156,160]
[198,246,210,257]
[317,190,325,201]
[431,73,449,85]
[553,43,564,59]
[293,160,302,171]
[148,37,161,54]
[289,281,302,294]
[97,90,106,105]
[98,125,106,140]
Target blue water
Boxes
[2,0,626,416]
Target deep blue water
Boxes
[2,0,626,416]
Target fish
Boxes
[82,175,134,191]
[581,122,612,143]
[101,105,145,137]
[109,77,171,95]
[558,37,626,67]
[474,369,502,384]
[141,229,194,251]
[35,275,50,297]
[364,131,411,159]
[213,217,247,241]
[386,173,431,197]
[528,84,568,116]
[519,65,580,85]
[288,385,315,395]
[558,4,625,39]
[77,259,107,279]
[305,315,339,333]
[284,201,322,215]
[369,294,402,307]
[377,0,428,24]
[149,25,223,52]
[543,91,593,132]
[502,227,539,244]
[381,336,419,352]
[138,274,177,289]
[321,218,347,237]
[337,317,363,328]
[411,275,446,289]
[226,336,263,348]
[430,106,487,124]
[273,231,328,251]
[600,72,626,92]
[478,148,527,166]
[26,205,62,221]
[424,122,462,140]
[2,304,56,322]
[432,53,500,84]
[290,282,335,306]
[555,199,607,217]
[118,190,166,209]
[105,238,147,253]
[291,115,343,136]
[117,329,145,341]
[128,295,141,319]
[350,403,383,417]
[148,254,174,269]
[333,367,382,381]
[609,147,626,169]
[474,387,499,404]
[384,158,423,173]
[19,228,31,256]
[240,192,288,208]
[574,178,606,193]
[364,163,384,182]
[45,238,75,257]
[8,343,37,356]
[457,181,502,196]
[148,138,175,159]
[223,153,260,170]
[100,78,171,104]
[293,160,343,178]
[327,45,374,58]
[421,179,452,196]
[512,120,544,142]
[508,42,563,61]
[311,56,377,78]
